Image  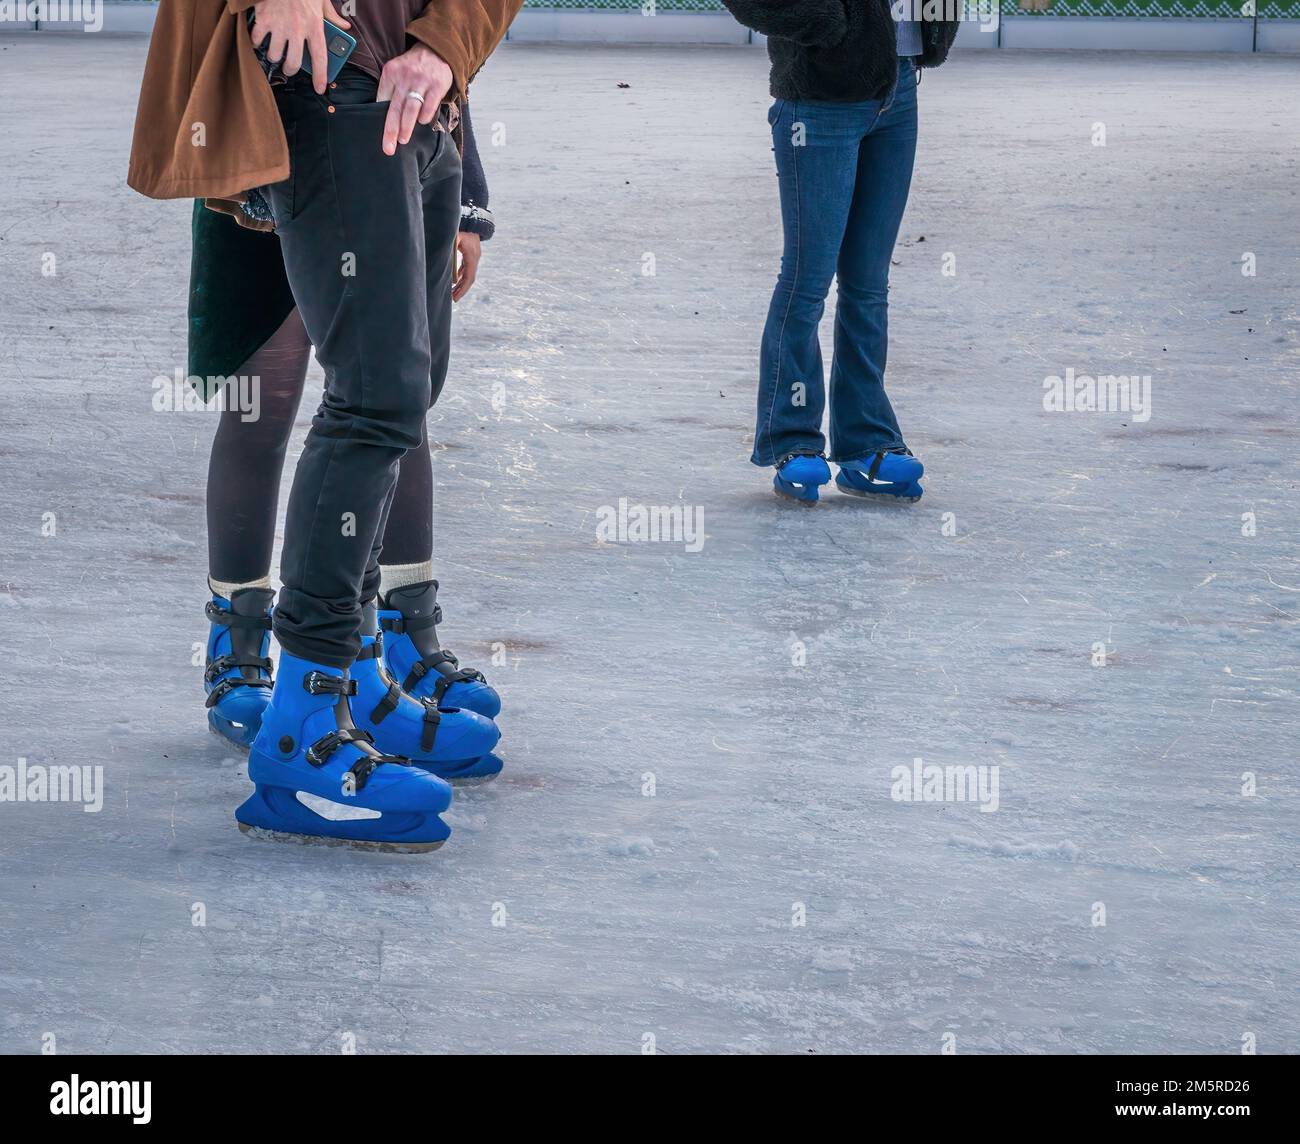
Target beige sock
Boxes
[379,560,434,598]
[208,574,272,598]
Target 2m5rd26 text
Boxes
[1117,1080,1251,1095]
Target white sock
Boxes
[379,560,434,598]
[208,574,272,599]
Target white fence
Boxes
[4,1,1298,51]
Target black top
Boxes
[721,1,960,103]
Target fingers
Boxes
[378,50,453,153]
[461,255,479,298]
[382,101,403,157]
[397,93,423,147]
[452,237,480,302]
[453,257,477,301]
[376,65,398,106]
[307,23,329,94]
[323,2,350,28]
[452,262,471,302]
[378,63,407,154]
[383,89,423,154]
[250,19,268,49]
[384,90,441,154]
[268,30,289,65]
[283,32,304,77]
[379,93,421,154]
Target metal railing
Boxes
[520,0,1296,14]
[28,0,1300,21]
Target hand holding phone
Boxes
[249,0,352,95]
[298,20,357,84]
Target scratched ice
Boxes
[0,36,1296,1053]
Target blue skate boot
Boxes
[378,580,500,719]
[355,602,503,783]
[836,449,924,503]
[237,653,453,852]
[204,587,276,750]
[773,453,832,503]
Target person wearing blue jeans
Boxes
[722,3,960,502]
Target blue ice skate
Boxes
[204,587,276,749]
[354,606,503,783]
[378,580,500,719]
[773,453,832,503]
[836,450,924,503]
[236,653,453,852]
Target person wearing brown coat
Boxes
[128,0,518,212]
[128,0,522,850]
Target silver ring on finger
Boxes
[406,91,425,104]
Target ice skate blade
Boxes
[449,772,498,787]
[773,485,820,505]
[413,750,504,785]
[208,718,253,754]
[836,481,922,505]
[838,489,922,504]
[237,822,444,854]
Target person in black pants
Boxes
[196,97,500,761]
[267,62,460,662]
[205,1,517,849]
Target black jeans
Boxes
[266,66,461,668]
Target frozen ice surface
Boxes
[0,36,1297,1054]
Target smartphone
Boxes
[298,20,357,83]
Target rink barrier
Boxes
[6,2,1299,51]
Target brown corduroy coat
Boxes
[127,0,520,214]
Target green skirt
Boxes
[187,201,297,401]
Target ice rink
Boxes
[1,33,1297,1053]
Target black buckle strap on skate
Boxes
[344,752,409,792]
[205,601,273,630]
[355,639,382,661]
[402,650,447,690]
[303,671,357,697]
[369,682,403,725]
[429,660,487,704]
[204,654,274,684]
[379,604,443,636]
[776,449,828,468]
[405,647,478,691]
[344,756,380,790]
[356,662,445,750]
[204,675,273,708]
[418,703,441,755]
[304,727,374,766]
[867,451,887,483]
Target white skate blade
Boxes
[236,822,444,854]
[836,482,922,505]
[208,721,253,754]
[839,490,921,504]
[773,485,820,505]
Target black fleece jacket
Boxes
[722,1,960,103]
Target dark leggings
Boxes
[206,307,433,585]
